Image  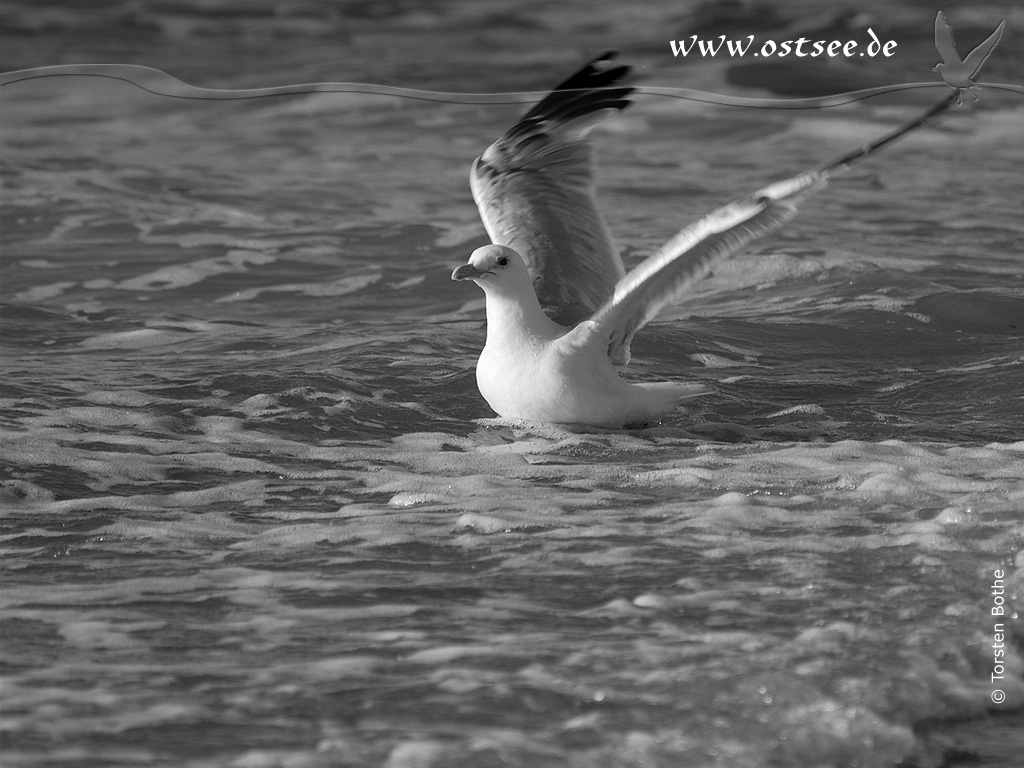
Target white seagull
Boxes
[452,52,957,429]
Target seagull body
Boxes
[452,52,961,428]
[932,11,1005,103]
[453,244,703,427]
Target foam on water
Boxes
[3,413,1023,765]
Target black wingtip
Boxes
[518,51,635,127]
[548,50,632,94]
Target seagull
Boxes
[932,10,1005,104]
[452,52,959,429]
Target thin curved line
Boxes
[1,63,1021,109]
[634,83,947,108]
[638,81,1023,107]
[0,65,545,105]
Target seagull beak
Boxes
[451,264,492,281]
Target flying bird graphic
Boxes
[933,10,1005,103]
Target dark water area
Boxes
[2,1,1023,766]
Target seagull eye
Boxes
[497,256,509,267]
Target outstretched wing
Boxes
[587,173,824,367]
[471,52,633,326]
[587,91,961,368]
[934,11,962,66]
[963,20,1005,79]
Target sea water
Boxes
[2,2,1023,767]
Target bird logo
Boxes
[933,10,1005,103]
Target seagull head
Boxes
[451,244,532,296]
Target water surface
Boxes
[2,2,1023,766]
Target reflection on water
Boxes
[2,1,1022,766]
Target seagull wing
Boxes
[934,11,962,65]
[585,89,961,368]
[963,20,1005,79]
[471,52,633,326]
[586,173,824,367]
